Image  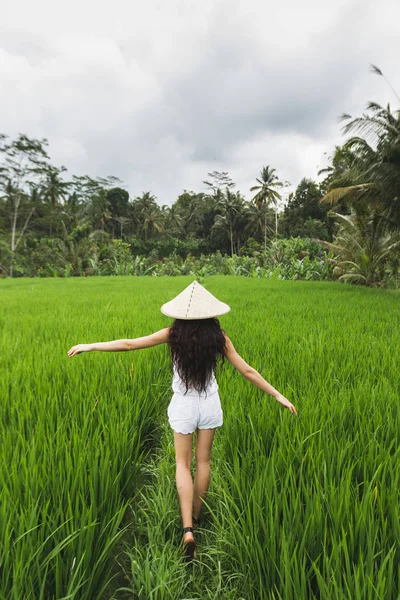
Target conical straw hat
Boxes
[161,281,230,320]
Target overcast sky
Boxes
[1,0,399,207]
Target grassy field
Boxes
[0,276,399,599]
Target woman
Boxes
[68,281,297,561]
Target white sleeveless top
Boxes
[172,365,219,398]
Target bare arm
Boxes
[67,327,170,356]
[223,334,297,414]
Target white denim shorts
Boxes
[167,391,223,434]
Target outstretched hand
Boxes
[275,393,297,415]
[68,344,91,357]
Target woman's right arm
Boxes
[67,328,170,356]
[223,334,297,415]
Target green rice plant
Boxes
[1,276,399,599]
[0,277,172,598]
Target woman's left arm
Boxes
[68,327,170,357]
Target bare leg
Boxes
[193,428,215,521]
[173,431,194,543]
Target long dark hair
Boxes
[168,318,227,394]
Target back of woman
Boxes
[167,318,226,433]
[169,317,225,393]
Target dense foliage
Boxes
[0,136,334,278]
[1,93,400,287]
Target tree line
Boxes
[1,69,399,287]
[0,136,335,276]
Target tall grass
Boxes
[0,278,171,598]
[1,277,399,598]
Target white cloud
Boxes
[1,0,399,205]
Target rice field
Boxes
[1,276,399,600]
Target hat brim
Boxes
[161,303,230,320]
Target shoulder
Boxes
[158,327,171,342]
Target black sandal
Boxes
[183,527,196,561]
[193,515,201,530]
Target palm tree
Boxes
[144,206,164,240]
[183,195,203,234]
[318,203,400,286]
[320,102,400,234]
[41,166,69,208]
[40,166,70,236]
[60,192,85,236]
[164,204,183,236]
[132,192,163,241]
[65,223,93,275]
[245,203,275,243]
[214,188,246,256]
[250,166,283,249]
[114,216,131,238]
